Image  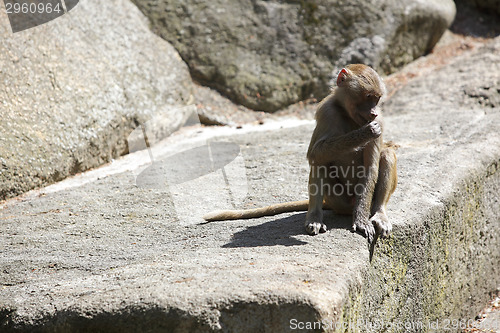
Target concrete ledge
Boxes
[1,42,500,333]
[343,120,500,331]
[1,105,499,332]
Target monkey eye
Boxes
[366,94,380,103]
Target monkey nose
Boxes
[370,111,378,120]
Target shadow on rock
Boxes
[451,0,500,37]
[222,211,353,248]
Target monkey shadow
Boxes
[221,212,353,248]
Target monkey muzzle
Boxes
[360,109,378,124]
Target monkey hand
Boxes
[361,121,382,139]
[352,218,375,243]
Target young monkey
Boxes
[204,64,397,242]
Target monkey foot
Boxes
[352,221,375,243]
[370,212,392,238]
[305,221,327,235]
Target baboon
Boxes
[204,64,397,242]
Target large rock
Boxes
[384,34,500,112]
[132,0,455,112]
[1,38,499,332]
[0,0,194,200]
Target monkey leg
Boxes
[369,147,397,237]
[305,165,327,235]
[323,178,355,215]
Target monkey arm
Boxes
[308,127,377,165]
[351,140,381,241]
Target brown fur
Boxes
[203,64,397,242]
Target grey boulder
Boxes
[0,0,194,200]
[132,0,456,111]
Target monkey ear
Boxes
[337,68,349,87]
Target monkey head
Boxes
[336,64,386,126]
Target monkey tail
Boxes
[203,200,309,222]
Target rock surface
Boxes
[0,0,193,200]
[132,0,455,111]
[385,35,500,112]
[1,37,499,332]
